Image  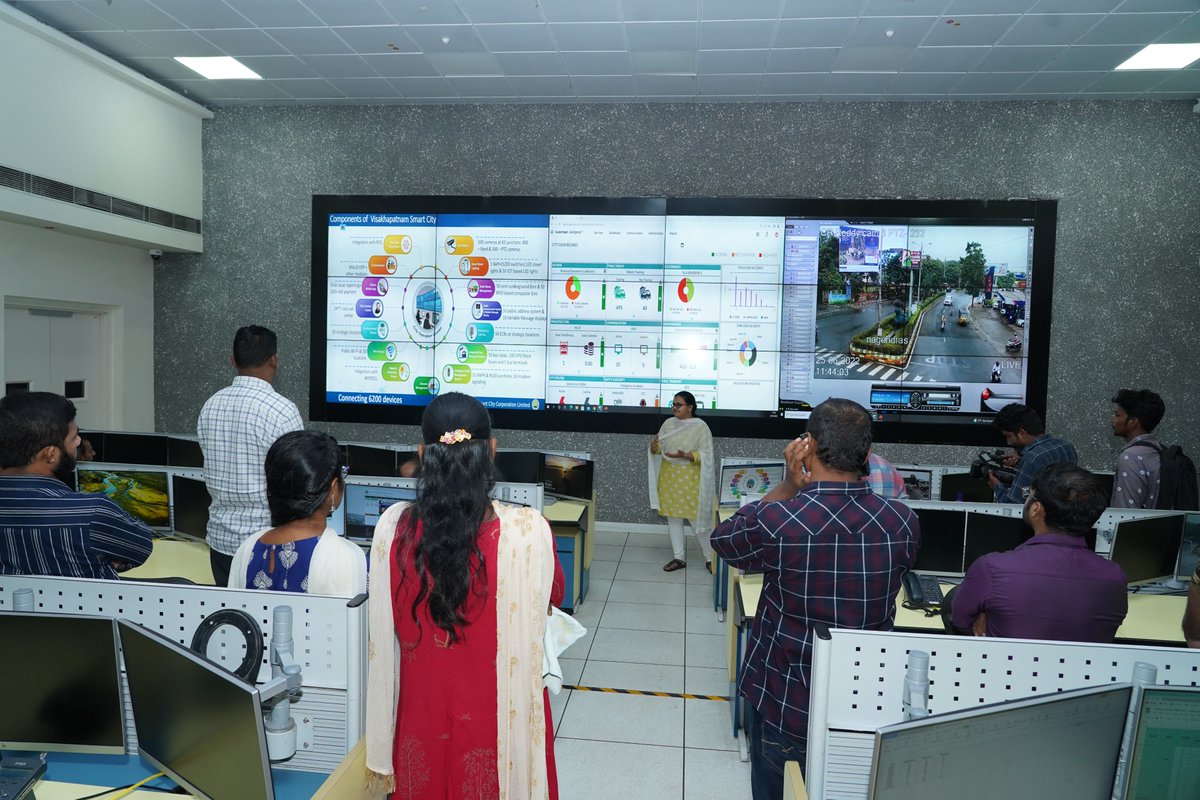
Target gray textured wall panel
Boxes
[154,101,1200,523]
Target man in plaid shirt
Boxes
[198,326,302,585]
[711,398,920,800]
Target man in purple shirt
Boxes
[950,462,1127,641]
[710,399,920,800]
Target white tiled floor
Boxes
[554,529,752,800]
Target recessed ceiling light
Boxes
[1115,43,1200,71]
[174,56,263,80]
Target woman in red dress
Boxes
[365,392,564,799]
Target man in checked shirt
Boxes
[711,398,920,800]
[198,326,303,586]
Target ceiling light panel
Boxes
[174,56,264,79]
[1115,42,1200,69]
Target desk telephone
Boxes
[902,570,944,608]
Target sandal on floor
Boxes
[663,558,687,572]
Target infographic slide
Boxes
[325,213,549,408]
[429,214,549,407]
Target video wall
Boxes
[311,197,1056,443]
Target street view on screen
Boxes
[324,208,1035,425]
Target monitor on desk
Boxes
[77,467,172,530]
[939,472,995,503]
[1178,514,1200,584]
[1123,685,1200,800]
[0,613,126,755]
[868,683,1131,800]
[167,436,205,468]
[1110,514,1186,585]
[896,468,933,501]
[494,450,544,485]
[116,619,274,800]
[100,432,170,466]
[719,461,786,507]
[963,512,1034,573]
[910,508,966,576]
[345,443,398,478]
[170,474,210,540]
[542,453,594,502]
[343,478,418,541]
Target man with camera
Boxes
[986,403,1078,504]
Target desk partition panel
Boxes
[0,576,366,775]
[806,628,1200,800]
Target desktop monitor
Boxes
[167,436,205,468]
[1123,685,1200,800]
[939,472,995,503]
[345,444,398,478]
[1110,515,1187,585]
[493,450,544,485]
[963,512,1034,573]
[719,461,785,507]
[101,432,170,466]
[896,468,933,501]
[77,467,171,530]
[170,474,211,540]
[868,683,1132,800]
[542,454,594,501]
[343,479,418,541]
[0,613,126,755]
[116,619,274,800]
[910,509,966,575]
[1177,514,1200,583]
[1090,470,1115,503]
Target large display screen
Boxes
[311,197,1056,442]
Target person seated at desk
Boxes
[947,463,1127,641]
[0,392,152,579]
[228,431,366,595]
[710,398,920,800]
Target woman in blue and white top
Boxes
[228,430,366,596]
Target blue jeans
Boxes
[746,703,807,800]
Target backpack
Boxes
[1137,439,1199,511]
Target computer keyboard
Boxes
[0,758,46,800]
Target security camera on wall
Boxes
[148,249,163,261]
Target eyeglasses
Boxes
[1021,487,1034,502]
[340,465,350,480]
[671,402,687,408]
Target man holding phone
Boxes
[710,398,920,799]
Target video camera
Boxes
[968,450,1018,483]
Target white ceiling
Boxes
[8,0,1200,105]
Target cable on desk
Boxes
[71,771,164,800]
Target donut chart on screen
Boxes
[729,468,773,500]
[565,276,582,300]
[677,277,695,303]
[739,340,757,366]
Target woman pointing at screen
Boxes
[648,391,717,573]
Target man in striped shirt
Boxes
[0,392,152,579]
[197,326,303,586]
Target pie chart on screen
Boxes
[565,276,582,300]
[677,278,695,303]
[739,340,757,366]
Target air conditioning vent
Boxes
[75,188,113,211]
[147,207,173,227]
[30,174,74,202]
[1,162,201,235]
[111,198,145,220]
[0,166,25,191]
